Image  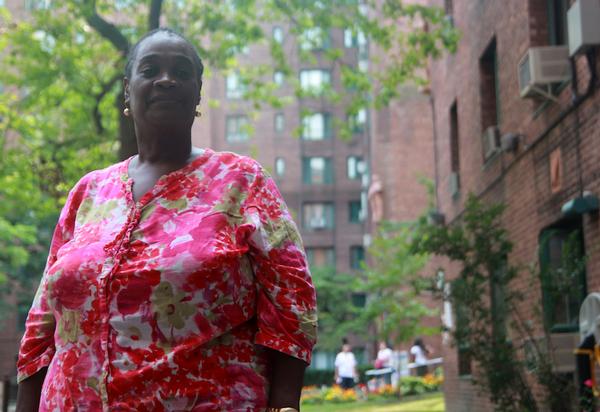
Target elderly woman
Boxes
[16,28,317,412]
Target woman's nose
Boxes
[154,72,176,88]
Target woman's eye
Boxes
[141,67,157,77]
[176,69,191,78]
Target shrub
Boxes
[303,369,335,387]
[398,374,443,396]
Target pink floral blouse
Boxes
[17,149,318,411]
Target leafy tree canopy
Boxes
[0,0,457,318]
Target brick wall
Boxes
[428,0,600,410]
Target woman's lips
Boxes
[148,96,181,105]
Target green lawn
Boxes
[301,392,444,412]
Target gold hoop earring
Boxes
[123,107,130,117]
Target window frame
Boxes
[301,112,332,140]
[349,245,365,270]
[275,157,286,177]
[273,26,284,44]
[539,217,587,333]
[302,202,335,231]
[347,156,365,180]
[299,69,332,94]
[305,247,336,269]
[547,0,569,46]
[273,71,284,86]
[225,72,246,99]
[299,27,331,51]
[302,156,334,185]
[348,200,363,224]
[479,38,501,132]
[274,113,285,133]
[225,114,249,142]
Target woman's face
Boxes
[124,32,201,128]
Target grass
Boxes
[301,392,444,412]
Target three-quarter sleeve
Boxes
[244,166,318,364]
[16,178,86,383]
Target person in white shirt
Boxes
[375,341,393,368]
[375,341,394,385]
[334,341,358,389]
[410,337,431,376]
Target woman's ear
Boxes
[123,78,130,105]
[196,81,202,105]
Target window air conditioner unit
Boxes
[449,172,460,198]
[310,217,327,229]
[482,126,500,160]
[568,0,600,57]
[518,46,570,100]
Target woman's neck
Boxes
[134,125,192,165]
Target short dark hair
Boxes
[125,28,204,87]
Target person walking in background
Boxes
[335,339,358,390]
[410,337,432,377]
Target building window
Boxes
[26,0,52,10]
[300,69,331,94]
[450,101,460,174]
[547,0,568,46]
[352,293,366,308]
[273,71,284,86]
[449,101,460,196]
[299,27,330,51]
[302,113,332,140]
[306,247,335,268]
[225,115,249,142]
[347,156,365,180]
[454,279,472,376]
[303,157,333,184]
[275,157,285,177]
[274,113,285,133]
[302,203,335,231]
[273,26,284,44]
[348,108,367,133]
[480,38,500,134]
[350,245,365,270]
[480,38,501,129]
[539,217,586,333]
[226,72,245,99]
[444,0,454,25]
[348,200,363,223]
[344,29,367,48]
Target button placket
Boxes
[99,202,142,410]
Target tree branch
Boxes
[93,73,121,135]
[80,0,129,55]
[148,0,163,31]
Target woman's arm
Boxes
[16,367,47,412]
[267,349,307,409]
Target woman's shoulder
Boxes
[207,149,264,172]
[67,158,129,194]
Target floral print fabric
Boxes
[17,149,318,411]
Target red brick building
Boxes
[367,83,444,358]
[427,0,600,410]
